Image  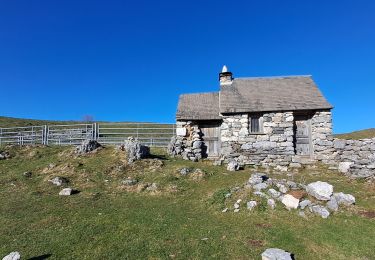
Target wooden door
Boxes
[200,123,220,158]
[294,115,312,156]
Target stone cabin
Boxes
[170,66,334,167]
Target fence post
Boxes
[0,128,2,147]
[137,123,139,139]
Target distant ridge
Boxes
[335,128,375,140]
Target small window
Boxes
[249,115,262,133]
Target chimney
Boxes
[219,65,233,86]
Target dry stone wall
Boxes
[220,112,295,166]
[311,111,335,162]
[167,121,203,161]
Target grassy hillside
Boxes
[335,128,375,140]
[0,116,84,128]
[0,146,374,259]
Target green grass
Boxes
[0,146,374,259]
[335,128,375,140]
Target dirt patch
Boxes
[247,239,265,248]
[358,210,375,219]
[288,190,307,200]
[255,223,272,229]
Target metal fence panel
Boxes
[0,122,175,147]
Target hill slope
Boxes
[335,128,375,140]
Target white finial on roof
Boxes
[222,65,228,73]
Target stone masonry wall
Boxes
[167,121,203,161]
[311,111,334,163]
[220,112,295,167]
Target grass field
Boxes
[0,145,374,259]
[335,128,375,140]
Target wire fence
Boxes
[0,123,175,147]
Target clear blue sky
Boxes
[0,0,374,133]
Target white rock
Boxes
[275,165,288,172]
[333,192,356,206]
[253,182,268,191]
[247,200,257,210]
[234,208,240,213]
[276,183,289,193]
[234,203,240,209]
[268,188,281,199]
[326,197,339,212]
[261,248,293,260]
[2,252,20,260]
[176,127,187,136]
[222,208,228,213]
[338,162,354,173]
[299,199,311,209]
[59,188,73,196]
[309,205,330,218]
[267,199,276,209]
[306,181,333,201]
[281,194,299,209]
[227,160,240,171]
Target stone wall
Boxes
[220,112,295,166]
[167,121,203,161]
[333,138,375,178]
[311,111,334,163]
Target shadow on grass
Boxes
[27,254,52,260]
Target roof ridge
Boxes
[235,75,312,80]
[180,91,219,96]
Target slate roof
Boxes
[176,76,332,120]
[176,92,221,120]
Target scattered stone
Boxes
[22,171,32,178]
[253,182,268,191]
[268,188,281,199]
[333,192,356,206]
[306,181,333,201]
[253,191,268,198]
[286,181,298,189]
[179,167,191,176]
[119,137,150,163]
[59,188,73,196]
[190,168,206,180]
[275,165,288,172]
[234,208,240,213]
[49,176,69,186]
[309,205,330,218]
[76,139,102,154]
[338,162,354,173]
[327,197,339,212]
[234,203,240,209]
[261,248,293,260]
[248,173,268,186]
[122,177,138,186]
[146,183,158,191]
[267,199,276,209]
[236,199,242,203]
[276,183,288,193]
[225,193,232,198]
[2,252,21,260]
[227,160,240,171]
[281,194,299,209]
[247,200,257,210]
[299,199,311,210]
[0,151,11,160]
[298,211,307,218]
[222,208,228,213]
[289,162,302,168]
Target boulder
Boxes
[333,192,356,206]
[227,160,240,171]
[326,197,339,212]
[306,181,333,200]
[268,188,281,199]
[179,167,191,176]
[49,176,69,186]
[261,248,293,260]
[338,162,354,173]
[122,177,138,186]
[59,188,73,196]
[253,182,268,191]
[76,139,102,154]
[146,183,158,191]
[247,200,257,210]
[267,199,276,210]
[0,151,11,160]
[309,205,330,218]
[299,199,311,210]
[281,194,299,209]
[276,183,288,194]
[2,252,21,260]
[23,171,32,178]
[119,137,150,163]
[248,173,268,185]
